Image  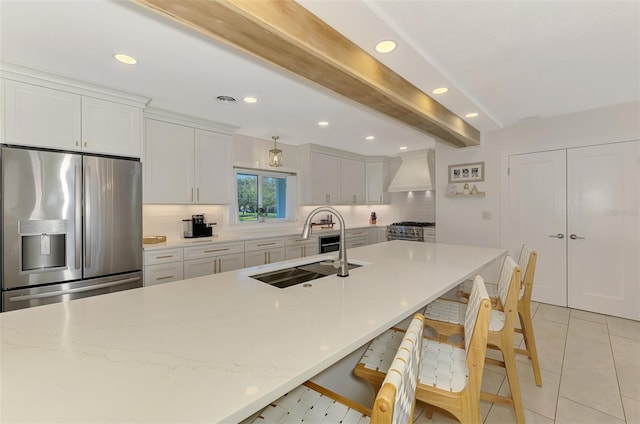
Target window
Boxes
[235,169,292,223]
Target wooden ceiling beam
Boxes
[132,0,480,148]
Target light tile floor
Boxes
[414,303,640,424]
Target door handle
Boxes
[548,233,565,239]
[85,166,91,269]
[569,234,585,240]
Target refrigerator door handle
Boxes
[84,165,91,269]
[75,165,82,269]
[7,277,142,303]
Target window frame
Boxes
[233,167,296,225]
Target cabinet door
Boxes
[244,250,268,267]
[3,80,81,149]
[366,161,387,204]
[81,97,142,157]
[195,129,232,204]
[144,119,194,203]
[341,158,365,204]
[309,152,340,204]
[285,245,305,260]
[267,247,286,264]
[184,257,215,279]
[217,252,245,273]
[304,243,319,257]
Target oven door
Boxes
[319,235,340,253]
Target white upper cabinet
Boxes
[3,80,81,149]
[365,160,389,204]
[302,151,341,205]
[340,157,365,204]
[144,119,194,203]
[81,97,141,157]
[2,79,143,157]
[195,129,231,204]
[301,145,377,205]
[144,118,232,204]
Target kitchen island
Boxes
[0,241,505,423]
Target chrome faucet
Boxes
[301,206,349,277]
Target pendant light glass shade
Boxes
[269,136,283,167]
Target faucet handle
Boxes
[332,259,342,269]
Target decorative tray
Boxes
[143,235,167,245]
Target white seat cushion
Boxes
[359,329,469,393]
[251,385,370,424]
[424,298,505,332]
[458,279,499,298]
[359,328,406,372]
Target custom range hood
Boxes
[388,149,435,192]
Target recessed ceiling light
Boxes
[243,97,258,104]
[465,112,479,118]
[216,95,237,104]
[375,40,396,53]
[399,146,408,150]
[113,53,137,65]
[318,121,329,126]
[432,87,448,95]
[365,136,375,141]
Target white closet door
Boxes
[508,150,567,306]
[567,141,639,320]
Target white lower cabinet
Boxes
[143,248,184,286]
[345,229,370,249]
[244,237,286,267]
[285,235,319,260]
[144,263,184,286]
[183,241,245,279]
[184,253,245,279]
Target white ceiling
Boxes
[1,0,638,156]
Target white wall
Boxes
[436,101,640,250]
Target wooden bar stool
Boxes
[355,276,492,423]
[250,313,425,424]
[422,256,526,424]
[457,245,542,387]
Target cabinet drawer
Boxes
[144,263,183,286]
[144,248,183,265]
[346,236,368,249]
[244,237,285,252]
[183,241,245,260]
[346,229,370,239]
[285,234,318,246]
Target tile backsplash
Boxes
[144,190,436,241]
[143,205,227,241]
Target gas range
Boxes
[386,221,436,242]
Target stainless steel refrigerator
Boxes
[1,146,142,311]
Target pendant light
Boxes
[269,135,283,167]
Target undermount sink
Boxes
[250,260,362,289]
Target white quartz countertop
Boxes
[143,224,384,250]
[0,241,504,423]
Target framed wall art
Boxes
[448,162,484,183]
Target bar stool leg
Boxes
[518,300,543,387]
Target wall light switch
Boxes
[482,211,492,220]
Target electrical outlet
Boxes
[482,211,492,220]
